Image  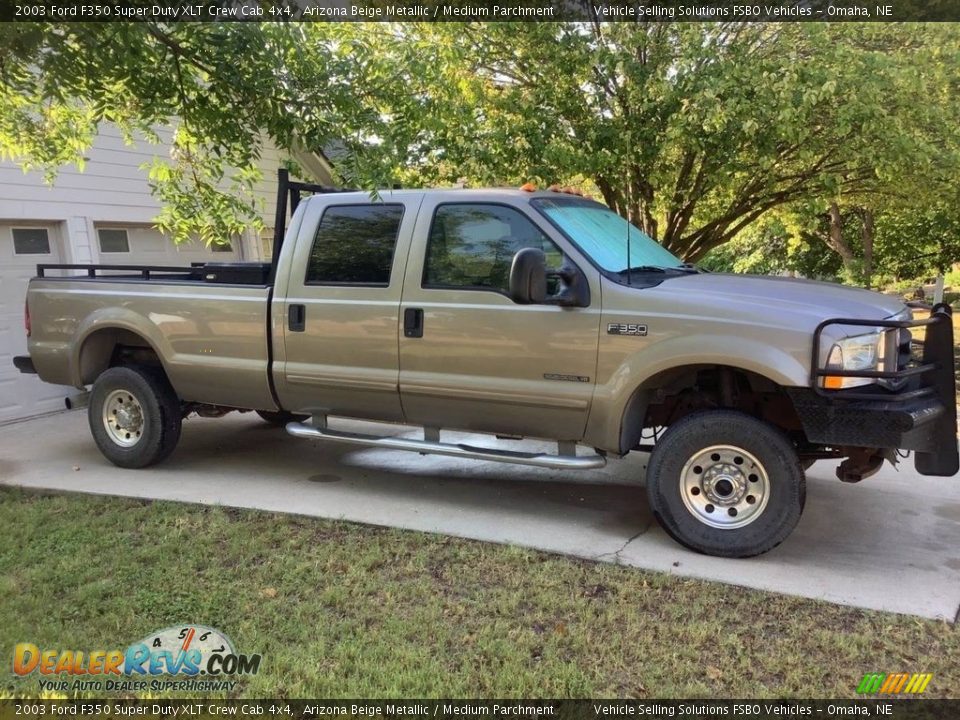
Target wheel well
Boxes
[78,328,165,385]
[620,364,803,454]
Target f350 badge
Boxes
[607,322,648,336]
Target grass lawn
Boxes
[1,487,956,699]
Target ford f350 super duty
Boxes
[14,176,958,557]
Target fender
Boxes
[71,307,173,388]
[583,334,810,454]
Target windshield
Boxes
[532,197,683,272]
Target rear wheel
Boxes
[255,410,309,426]
[88,365,182,468]
[645,410,805,558]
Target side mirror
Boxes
[508,248,548,304]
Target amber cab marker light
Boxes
[519,182,537,192]
[547,184,590,198]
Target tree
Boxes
[2,20,958,266]
[369,21,960,261]
[0,23,354,243]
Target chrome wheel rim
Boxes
[679,445,770,529]
[102,389,145,447]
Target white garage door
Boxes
[0,226,239,424]
[95,226,238,265]
[0,224,75,423]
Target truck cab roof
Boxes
[302,187,598,204]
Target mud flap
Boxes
[915,304,959,476]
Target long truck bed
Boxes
[26,271,277,412]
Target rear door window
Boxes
[305,204,405,286]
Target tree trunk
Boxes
[825,202,856,274]
[860,208,874,288]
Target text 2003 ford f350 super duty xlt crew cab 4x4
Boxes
[14,177,958,557]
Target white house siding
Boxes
[0,123,333,423]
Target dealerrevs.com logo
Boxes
[13,625,262,693]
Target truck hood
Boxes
[657,272,906,323]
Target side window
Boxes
[12,228,51,255]
[97,228,130,253]
[305,204,404,286]
[424,204,563,292]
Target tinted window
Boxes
[12,228,50,255]
[424,204,562,292]
[98,228,130,253]
[306,205,404,285]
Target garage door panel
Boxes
[0,323,17,362]
[127,228,169,256]
[0,377,72,423]
[97,226,237,264]
[0,223,74,423]
[1,223,240,424]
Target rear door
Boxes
[398,198,602,441]
[272,194,423,420]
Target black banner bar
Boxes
[2,700,960,720]
[4,0,960,24]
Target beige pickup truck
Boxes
[15,178,958,557]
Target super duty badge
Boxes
[607,322,648,336]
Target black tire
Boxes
[646,410,805,558]
[255,410,309,426]
[88,365,182,469]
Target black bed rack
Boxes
[36,263,199,279]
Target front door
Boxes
[273,195,422,420]
[398,200,601,441]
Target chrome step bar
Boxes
[285,421,606,470]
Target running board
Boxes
[285,422,606,470]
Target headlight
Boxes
[823,331,884,389]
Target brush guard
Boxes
[788,303,957,477]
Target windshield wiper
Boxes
[618,265,666,274]
[618,264,698,274]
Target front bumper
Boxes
[790,304,958,477]
[13,356,36,374]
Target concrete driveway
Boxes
[2,410,959,621]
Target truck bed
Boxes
[27,265,276,412]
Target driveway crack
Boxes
[595,519,653,563]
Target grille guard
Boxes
[811,303,955,403]
[809,303,957,476]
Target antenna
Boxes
[625,123,632,286]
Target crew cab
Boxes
[15,177,958,557]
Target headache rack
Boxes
[34,171,352,285]
[810,303,955,403]
[269,168,354,283]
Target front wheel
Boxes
[645,410,805,558]
[88,365,182,469]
